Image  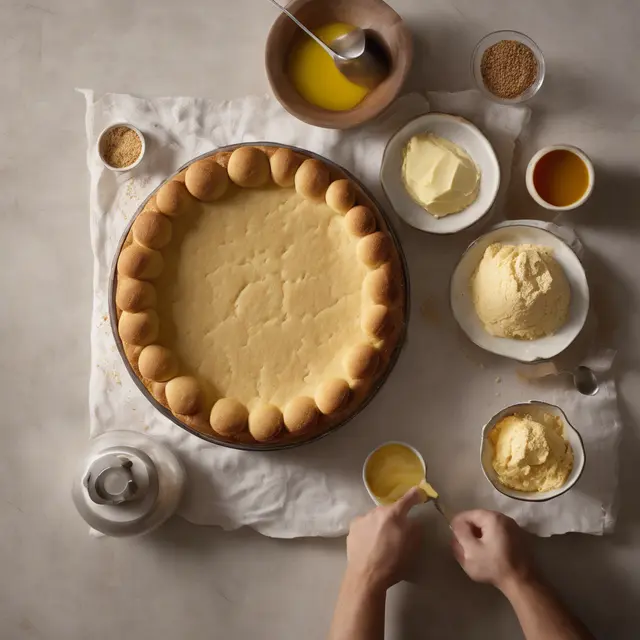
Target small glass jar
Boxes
[471,30,545,105]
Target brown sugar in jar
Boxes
[481,39,538,100]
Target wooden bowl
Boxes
[265,0,413,130]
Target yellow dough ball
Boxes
[165,376,202,415]
[315,379,351,415]
[227,147,271,188]
[141,197,160,215]
[361,304,392,339]
[118,310,159,346]
[185,158,229,201]
[117,244,163,280]
[137,345,178,382]
[294,159,331,202]
[357,232,391,268]
[284,397,319,433]
[116,278,156,312]
[344,343,380,380]
[270,148,302,187]
[345,206,376,237]
[325,179,356,214]
[156,180,190,216]
[248,404,283,442]
[364,263,398,306]
[210,398,249,436]
[123,343,143,367]
[150,381,168,406]
[132,211,172,250]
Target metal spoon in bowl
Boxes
[267,0,389,89]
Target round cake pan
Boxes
[109,142,410,451]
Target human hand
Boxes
[345,487,424,592]
[451,510,534,593]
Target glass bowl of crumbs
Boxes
[97,123,146,172]
[472,30,545,104]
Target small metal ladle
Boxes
[267,0,390,89]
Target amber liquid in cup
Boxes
[532,149,590,207]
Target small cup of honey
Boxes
[526,145,594,211]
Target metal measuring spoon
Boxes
[518,362,600,396]
[267,0,390,89]
[419,481,452,523]
[572,365,599,396]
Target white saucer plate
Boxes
[450,224,590,362]
[380,113,501,234]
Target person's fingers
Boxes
[451,516,481,550]
[348,513,368,536]
[451,511,481,531]
[408,519,424,548]
[348,514,363,529]
[456,509,501,524]
[451,536,465,564]
[389,486,424,518]
[400,521,424,579]
[501,513,521,532]
[452,509,502,534]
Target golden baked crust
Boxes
[113,145,406,447]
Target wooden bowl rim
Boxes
[265,0,413,130]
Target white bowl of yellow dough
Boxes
[380,113,500,234]
[480,401,586,502]
[451,223,589,362]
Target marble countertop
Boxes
[2,0,640,637]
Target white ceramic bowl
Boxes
[450,223,590,362]
[362,441,426,507]
[97,122,146,172]
[526,145,595,211]
[480,401,586,502]
[471,30,545,105]
[380,113,500,234]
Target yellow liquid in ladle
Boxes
[288,23,370,111]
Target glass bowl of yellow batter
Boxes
[265,0,412,129]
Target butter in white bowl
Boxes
[380,113,500,234]
[401,133,480,218]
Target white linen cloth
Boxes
[82,89,622,537]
